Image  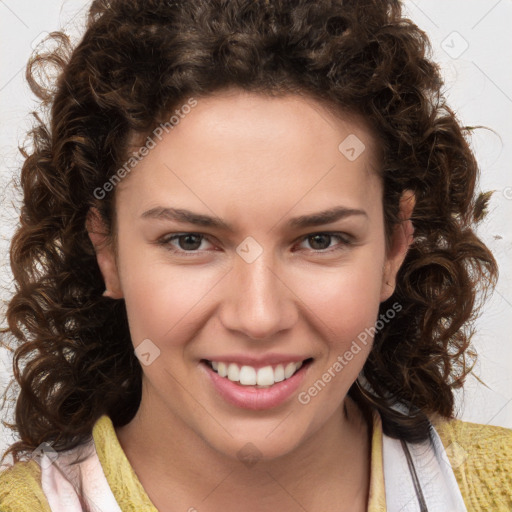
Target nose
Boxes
[218,249,298,340]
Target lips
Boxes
[203,359,311,386]
[200,358,313,410]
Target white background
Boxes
[1,1,511,460]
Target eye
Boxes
[156,231,353,256]
[295,232,352,253]
[157,233,215,255]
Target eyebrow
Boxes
[140,206,368,231]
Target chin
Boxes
[203,422,305,465]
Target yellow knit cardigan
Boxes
[1,412,511,511]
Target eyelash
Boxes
[156,232,353,256]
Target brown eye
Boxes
[174,234,203,251]
[157,233,215,254]
[297,232,352,253]
[307,234,333,250]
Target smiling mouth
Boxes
[201,358,314,388]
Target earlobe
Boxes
[86,207,124,299]
[380,190,416,302]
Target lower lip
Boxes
[201,360,312,410]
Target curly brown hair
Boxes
[1,0,498,463]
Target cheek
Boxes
[292,262,382,420]
[292,252,385,341]
[116,241,221,346]
[117,228,386,353]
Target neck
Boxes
[116,394,371,512]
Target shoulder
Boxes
[433,416,512,511]
[0,459,51,512]
[435,416,512,461]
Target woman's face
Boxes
[90,89,413,461]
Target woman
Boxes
[1,0,511,510]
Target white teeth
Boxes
[227,363,239,381]
[274,364,285,382]
[284,362,297,379]
[217,362,227,377]
[239,365,257,385]
[256,366,274,386]
[208,360,306,386]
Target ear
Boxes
[380,189,415,302]
[86,207,124,299]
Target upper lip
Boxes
[201,354,312,369]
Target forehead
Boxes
[117,90,382,223]
[153,90,375,153]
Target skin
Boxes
[87,88,415,512]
